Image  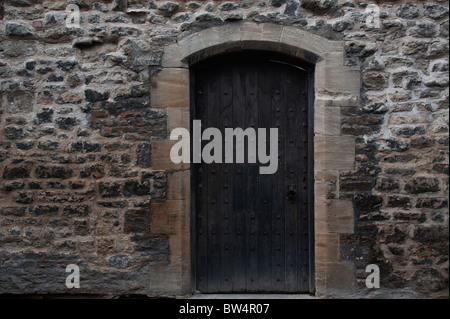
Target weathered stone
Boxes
[0,150,9,162]
[345,41,377,60]
[332,19,354,32]
[37,140,59,150]
[395,4,420,19]
[187,2,202,10]
[5,92,34,113]
[382,19,403,29]
[62,204,90,216]
[362,72,389,90]
[440,20,449,38]
[195,12,222,22]
[80,164,105,179]
[73,220,89,236]
[0,207,26,217]
[429,41,449,57]
[271,0,285,7]
[414,226,449,244]
[56,59,78,72]
[393,212,426,223]
[3,166,31,180]
[29,205,59,216]
[47,74,64,82]
[105,12,128,23]
[34,165,73,179]
[410,136,433,149]
[363,103,388,114]
[6,22,34,36]
[72,37,103,50]
[158,2,180,15]
[3,181,25,191]
[392,126,425,137]
[284,0,299,16]
[4,126,29,139]
[301,0,338,11]
[85,89,109,102]
[383,57,413,68]
[416,198,448,209]
[92,2,108,12]
[66,74,82,88]
[412,269,446,293]
[8,0,32,7]
[353,194,383,213]
[124,209,150,233]
[432,62,449,72]
[119,39,161,70]
[123,180,151,197]
[223,12,244,21]
[405,177,440,194]
[172,12,192,23]
[13,191,35,204]
[424,76,449,88]
[376,177,400,192]
[55,117,79,130]
[131,233,169,258]
[204,2,215,12]
[56,92,82,105]
[0,40,43,57]
[423,3,449,20]
[136,142,152,168]
[107,255,134,268]
[387,196,411,209]
[219,2,239,11]
[112,0,127,11]
[98,182,121,198]
[24,59,36,71]
[83,142,101,153]
[412,21,438,38]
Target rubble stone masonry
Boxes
[0,0,448,298]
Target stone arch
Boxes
[150,22,361,297]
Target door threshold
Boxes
[185,293,316,299]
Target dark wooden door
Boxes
[192,52,313,293]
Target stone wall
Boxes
[0,0,448,298]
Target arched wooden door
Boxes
[191,51,314,293]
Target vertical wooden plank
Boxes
[219,63,234,292]
[307,70,315,293]
[231,61,248,292]
[195,69,208,292]
[284,65,300,292]
[257,62,273,292]
[271,62,286,292]
[297,70,311,292]
[245,61,260,292]
[206,68,221,293]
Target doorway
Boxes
[191,51,314,293]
